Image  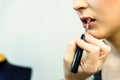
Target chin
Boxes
[88,31,106,39]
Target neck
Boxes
[106,31,120,53]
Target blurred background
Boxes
[0,0,84,80]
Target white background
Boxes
[0,0,84,80]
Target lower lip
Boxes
[83,21,96,29]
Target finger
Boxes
[64,39,77,64]
[85,33,104,46]
[64,33,85,61]
[85,34,111,58]
[76,38,100,54]
[63,34,84,69]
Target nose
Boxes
[73,0,88,11]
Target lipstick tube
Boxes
[70,34,85,73]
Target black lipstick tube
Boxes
[70,34,85,73]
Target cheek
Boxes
[88,0,120,38]
[89,0,119,11]
[90,0,120,26]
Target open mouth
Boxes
[80,17,96,29]
[80,17,96,24]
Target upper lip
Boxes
[80,16,96,24]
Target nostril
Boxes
[73,6,86,10]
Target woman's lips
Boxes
[80,17,96,29]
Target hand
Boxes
[63,34,111,80]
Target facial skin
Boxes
[63,1,120,80]
[72,0,120,80]
[73,0,120,39]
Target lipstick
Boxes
[80,17,94,31]
[85,18,90,31]
[70,17,90,73]
[70,34,85,73]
